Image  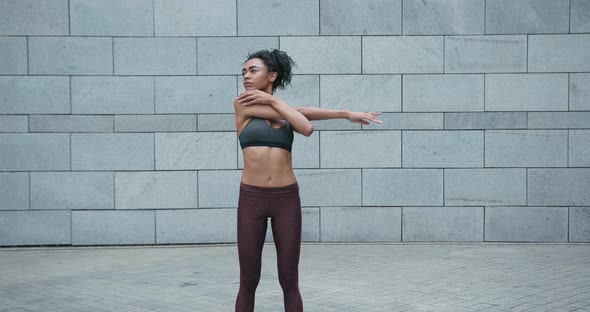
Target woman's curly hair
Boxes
[244,49,295,92]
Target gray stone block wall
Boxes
[1,0,589,246]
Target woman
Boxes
[234,49,382,312]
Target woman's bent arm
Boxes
[235,90,314,136]
[270,98,314,136]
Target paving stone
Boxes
[0,243,588,311]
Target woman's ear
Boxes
[269,72,278,83]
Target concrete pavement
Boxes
[1,242,589,312]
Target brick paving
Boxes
[1,242,589,312]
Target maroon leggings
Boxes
[235,181,303,312]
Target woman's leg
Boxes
[235,190,268,312]
[270,192,303,312]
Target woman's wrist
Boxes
[270,96,288,109]
[342,110,351,119]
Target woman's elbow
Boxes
[302,124,314,137]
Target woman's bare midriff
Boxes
[241,147,297,187]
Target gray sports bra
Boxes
[238,117,294,152]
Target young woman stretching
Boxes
[234,49,382,312]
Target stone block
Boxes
[321,75,401,112]
[0,172,28,210]
[0,134,69,170]
[529,34,590,72]
[485,74,568,111]
[70,0,153,36]
[571,0,590,33]
[528,112,590,129]
[0,210,70,246]
[0,115,28,132]
[403,206,483,241]
[445,169,526,206]
[29,115,113,132]
[444,112,527,129]
[445,35,527,73]
[485,130,568,167]
[0,76,69,114]
[321,0,401,35]
[71,133,154,170]
[156,208,236,243]
[569,207,590,242]
[365,113,443,130]
[403,0,484,35]
[403,131,483,167]
[114,37,196,75]
[363,36,443,73]
[72,210,155,245]
[272,75,320,107]
[0,37,27,74]
[154,0,235,36]
[281,36,361,74]
[363,169,443,206]
[293,131,320,168]
[569,130,590,167]
[29,36,112,75]
[403,74,483,112]
[321,206,401,241]
[528,169,590,206]
[321,130,401,168]
[155,76,236,113]
[0,0,68,35]
[116,114,197,132]
[198,114,235,132]
[72,76,154,114]
[570,74,590,111]
[239,0,318,35]
[485,206,568,242]
[31,172,114,210]
[485,0,569,34]
[116,171,198,209]
[198,170,242,208]
[294,169,361,206]
[155,132,236,170]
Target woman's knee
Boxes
[240,273,261,291]
[278,270,299,289]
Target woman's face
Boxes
[242,58,276,92]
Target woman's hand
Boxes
[236,89,275,106]
[346,111,382,125]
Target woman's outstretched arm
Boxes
[294,106,382,125]
[236,89,381,127]
[293,107,348,121]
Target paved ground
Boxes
[0,242,589,312]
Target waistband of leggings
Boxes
[240,181,299,195]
